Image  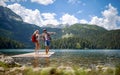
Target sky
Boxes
[0,0,120,30]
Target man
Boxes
[42,29,55,54]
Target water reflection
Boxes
[33,56,39,67]
[45,57,50,67]
[32,56,50,67]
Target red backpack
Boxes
[31,34,37,42]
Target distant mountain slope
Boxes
[63,24,107,39]
[51,25,120,49]
[0,37,24,49]
[97,29,120,49]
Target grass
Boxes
[115,63,120,75]
[0,61,120,75]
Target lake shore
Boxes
[0,54,120,75]
[0,61,117,75]
[0,49,120,75]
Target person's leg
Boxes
[35,42,37,54]
[37,42,40,50]
[45,40,50,54]
[47,40,50,53]
[36,42,40,54]
[45,46,48,54]
[47,46,49,52]
[45,41,48,54]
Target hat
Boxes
[43,29,47,31]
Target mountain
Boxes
[0,6,120,49]
[0,37,24,49]
[0,6,42,48]
[62,24,107,39]
[51,24,120,49]
[97,29,120,49]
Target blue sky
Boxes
[0,0,120,30]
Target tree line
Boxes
[0,37,25,49]
[49,34,120,49]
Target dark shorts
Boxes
[45,40,50,46]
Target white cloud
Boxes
[80,19,88,24]
[90,4,120,30]
[7,3,59,27]
[41,13,59,25]
[3,2,120,29]
[7,3,43,26]
[0,0,6,7]
[60,13,79,25]
[42,13,56,19]
[31,0,55,5]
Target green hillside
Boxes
[97,29,120,49]
[63,24,107,39]
[50,24,120,49]
[0,37,24,49]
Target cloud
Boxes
[7,3,59,26]
[4,3,120,29]
[31,0,55,5]
[41,13,59,25]
[0,0,6,7]
[42,13,56,19]
[90,4,120,30]
[60,13,79,25]
[7,3,43,26]
[80,19,88,24]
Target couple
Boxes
[32,29,54,55]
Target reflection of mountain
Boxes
[0,6,120,49]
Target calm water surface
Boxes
[0,49,120,68]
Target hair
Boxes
[33,30,39,35]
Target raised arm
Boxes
[48,32,56,35]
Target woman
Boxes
[32,30,40,54]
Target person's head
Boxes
[36,30,39,34]
[34,30,39,34]
[43,29,47,33]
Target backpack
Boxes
[31,34,37,42]
[47,33,52,41]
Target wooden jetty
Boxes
[11,52,55,57]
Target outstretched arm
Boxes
[48,32,56,35]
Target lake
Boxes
[0,49,120,68]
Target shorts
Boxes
[45,40,50,46]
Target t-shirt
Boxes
[42,32,51,41]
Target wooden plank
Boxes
[11,52,55,57]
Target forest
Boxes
[0,37,25,49]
